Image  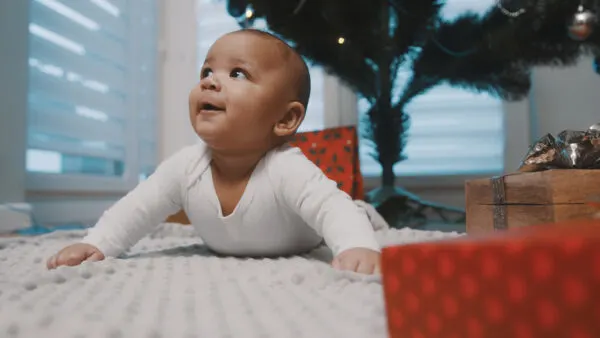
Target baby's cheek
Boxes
[229,105,261,126]
[187,88,200,114]
[188,85,200,102]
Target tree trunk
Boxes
[381,161,395,187]
[377,3,397,189]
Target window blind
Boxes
[359,0,505,177]
[195,0,325,132]
[26,0,158,188]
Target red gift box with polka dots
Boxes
[289,126,364,200]
[381,218,600,338]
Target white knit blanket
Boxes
[0,223,462,338]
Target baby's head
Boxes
[189,29,310,154]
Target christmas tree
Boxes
[226,0,600,226]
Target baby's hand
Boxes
[47,243,105,270]
[331,248,380,275]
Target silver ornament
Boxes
[568,5,597,41]
[589,122,600,131]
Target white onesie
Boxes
[81,143,381,258]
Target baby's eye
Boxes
[230,68,247,79]
[201,68,212,78]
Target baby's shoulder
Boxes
[158,142,210,177]
[165,142,207,163]
[265,143,309,166]
[263,143,323,178]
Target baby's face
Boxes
[189,32,294,152]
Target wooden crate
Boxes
[465,169,600,233]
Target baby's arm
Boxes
[78,147,194,258]
[48,146,197,269]
[272,146,380,257]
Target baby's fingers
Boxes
[374,262,381,274]
[335,257,359,272]
[331,256,341,270]
[85,251,104,262]
[356,261,375,275]
[55,251,86,268]
[46,255,58,270]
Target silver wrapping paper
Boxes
[518,126,600,172]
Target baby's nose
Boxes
[200,74,221,91]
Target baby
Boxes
[47,29,381,274]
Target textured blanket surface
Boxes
[0,224,462,338]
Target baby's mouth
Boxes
[198,102,225,114]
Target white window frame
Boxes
[25,0,157,195]
[25,0,159,194]
[0,0,30,207]
[328,90,532,190]
[22,0,160,226]
[349,0,532,190]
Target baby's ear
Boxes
[273,101,305,137]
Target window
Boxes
[195,0,325,132]
[26,0,159,192]
[358,0,505,177]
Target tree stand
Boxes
[367,186,466,229]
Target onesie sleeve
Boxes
[80,145,200,258]
[270,145,380,256]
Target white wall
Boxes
[0,0,29,205]
[158,0,201,160]
[529,55,600,139]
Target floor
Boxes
[418,221,466,233]
[0,224,463,337]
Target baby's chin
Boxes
[193,122,227,145]
[192,110,222,125]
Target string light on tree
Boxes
[337,36,345,45]
[495,0,526,18]
[238,4,255,28]
[245,6,254,18]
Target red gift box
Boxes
[381,219,600,338]
[290,125,364,200]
